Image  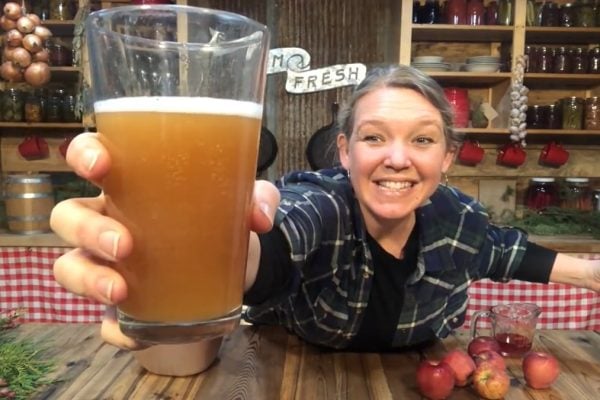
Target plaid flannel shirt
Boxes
[244,168,528,349]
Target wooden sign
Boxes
[267,48,366,94]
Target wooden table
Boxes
[13,324,600,399]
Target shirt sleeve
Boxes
[512,241,557,283]
[243,227,295,306]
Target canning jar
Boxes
[50,0,74,20]
[589,47,600,73]
[541,1,560,26]
[526,104,547,129]
[2,87,24,122]
[561,177,592,210]
[559,2,576,27]
[61,92,78,122]
[585,97,600,130]
[32,0,50,20]
[546,103,562,129]
[24,91,43,122]
[592,189,600,212]
[45,88,64,122]
[497,0,513,25]
[575,0,596,26]
[526,178,559,211]
[553,46,571,73]
[537,46,553,73]
[467,0,485,25]
[561,97,584,129]
[571,47,588,73]
[47,38,72,66]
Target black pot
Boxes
[306,102,339,170]
[257,126,278,175]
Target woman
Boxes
[51,64,600,352]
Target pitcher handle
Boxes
[470,310,491,339]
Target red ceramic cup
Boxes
[497,142,526,168]
[539,142,569,167]
[458,140,485,165]
[59,136,74,159]
[18,135,49,160]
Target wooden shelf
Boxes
[412,24,514,42]
[525,27,600,44]
[525,73,600,87]
[526,129,600,135]
[529,234,600,254]
[426,72,512,85]
[41,20,75,36]
[0,231,70,247]
[0,122,83,129]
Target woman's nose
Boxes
[383,142,411,169]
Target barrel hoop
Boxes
[7,215,51,222]
[5,176,50,184]
[3,192,53,199]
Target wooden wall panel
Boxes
[195,0,399,174]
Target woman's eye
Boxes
[415,136,435,145]
[362,134,382,142]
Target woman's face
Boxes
[337,87,454,227]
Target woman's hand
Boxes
[51,132,280,349]
[549,253,600,293]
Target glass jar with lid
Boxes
[45,88,65,122]
[61,91,78,122]
[561,177,592,210]
[1,87,24,122]
[561,96,584,129]
[50,0,75,21]
[585,97,600,130]
[589,47,600,74]
[24,90,43,122]
[526,178,559,211]
[574,0,596,26]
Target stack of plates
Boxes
[463,56,501,72]
[411,56,451,72]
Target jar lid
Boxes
[566,177,590,183]
[531,178,556,183]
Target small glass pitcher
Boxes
[470,303,541,357]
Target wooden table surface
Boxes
[14,324,600,399]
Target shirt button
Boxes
[362,271,369,278]
[452,317,459,323]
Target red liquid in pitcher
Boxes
[495,333,532,357]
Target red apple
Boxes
[522,351,560,389]
[442,349,476,387]
[474,350,506,371]
[472,363,511,399]
[416,359,455,399]
[468,335,501,357]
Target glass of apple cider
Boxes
[85,5,269,344]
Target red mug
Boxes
[458,140,485,166]
[497,142,526,168]
[539,142,569,167]
[18,135,49,160]
[59,136,74,159]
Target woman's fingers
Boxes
[101,307,146,350]
[250,180,280,233]
[50,196,133,261]
[66,132,111,185]
[54,248,128,305]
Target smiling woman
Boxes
[50,64,600,358]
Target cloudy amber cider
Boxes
[95,97,262,323]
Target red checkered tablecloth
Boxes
[1,248,599,329]
[0,247,104,322]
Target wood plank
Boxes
[1,136,71,172]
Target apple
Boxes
[522,351,560,389]
[416,359,455,399]
[474,350,506,371]
[468,336,501,357]
[472,363,511,400]
[442,349,476,386]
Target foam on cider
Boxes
[94,96,263,119]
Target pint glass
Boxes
[85,5,269,344]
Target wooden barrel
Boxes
[3,174,54,234]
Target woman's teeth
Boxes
[378,181,412,190]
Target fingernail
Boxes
[83,148,100,172]
[259,202,274,225]
[97,277,114,303]
[99,230,120,260]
